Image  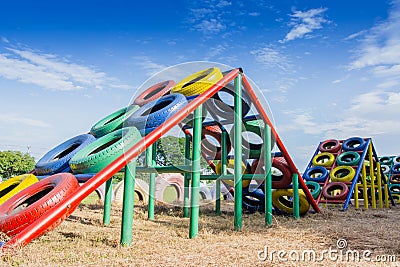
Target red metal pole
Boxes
[241,74,321,213]
[2,69,240,250]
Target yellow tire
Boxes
[171,67,223,96]
[330,166,355,182]
[0,174,39,205]
[312,152,335,167]
[272,189,310,215]
[215,159,250,188]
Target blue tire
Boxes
[35,134,96,175]
[342,137,367,151]
[303,166,329,183]
[392,164,400,174]
[127,93,188,136]
[242,187,265,213]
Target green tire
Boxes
[305,181,321,199]
[70,127,142,174]
[90,105,139,138]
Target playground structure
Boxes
[378,155,400,204]
[303,138,396,210]
[3,64,398,251]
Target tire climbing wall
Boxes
[0,65,319,250]
[378,155,400,204]
[303,137,395,210]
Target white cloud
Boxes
[343,30,367,41]
[250,47,292,71]
[1,37,9,43]
[281,90,400,139]
[249,12,260,17]
[204,44,227,60]
[216,0,231,8]
[348,0,400,88]
[194,19,226,35]
[0,45,131,91]
[133,56,168,76]
[281,8,329,43]
[0,113,50,127]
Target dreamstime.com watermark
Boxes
[257,238,397,263]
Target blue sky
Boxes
[0,0,399,170]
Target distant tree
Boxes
[0,150,35,179]
[156,136,186,166]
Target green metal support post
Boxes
[215,130,228,215]
[102,178,113,225]
[264,124,273,226]
[121,160,136,246]
[189,105,203,238]
[292,173,300,220]
[183,134,191,218]
[234,73,243,231]
[147,144,156,220]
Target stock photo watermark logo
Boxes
[257,238,397,263]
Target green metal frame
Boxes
[116,72,296,245]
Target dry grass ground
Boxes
[0,200,399,267]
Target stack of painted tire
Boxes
[114,179,150,205]
[0,132,100,238]
[379,155,400,203]
[303,137,367,203]
[199,118,309,214]
[152,174,212,204]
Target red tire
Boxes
[390,174,400,184]
[0,173,79,237]
[322,182,349,200]
[133,80,175,106]
[201,125,231,160]
[318,139,341,153]
[251,157,292,189]
[155,174,184,203]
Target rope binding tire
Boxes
[171,67,223,96]
[318,139,341,153]
[271,189,310,215]
[322,182,349,200]
[336,151,361,166]
[330,166,355,182]
[134,80,175,106]
[312,152,335,167]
